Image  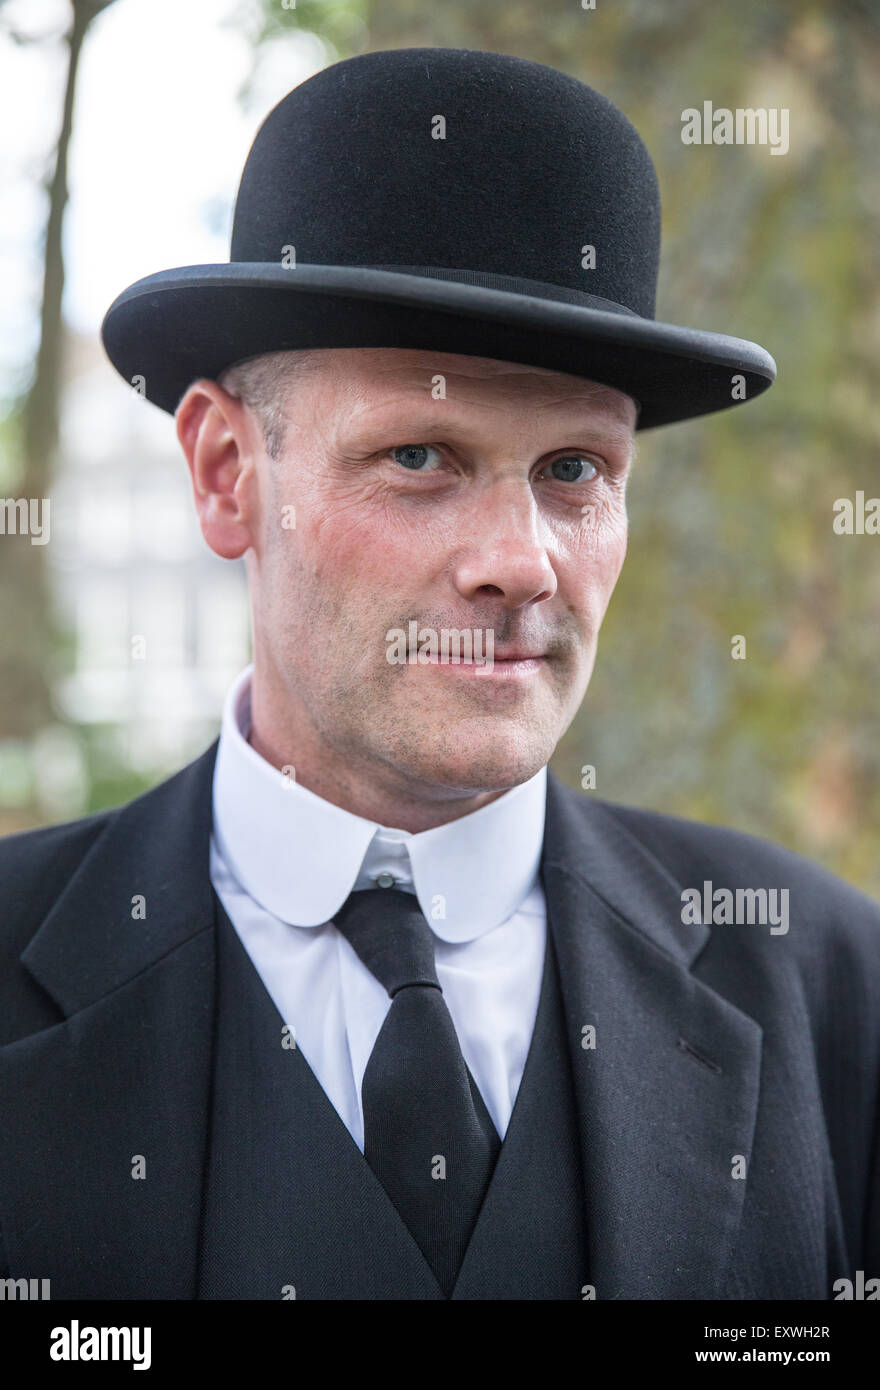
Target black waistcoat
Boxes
[196,895,589,1299]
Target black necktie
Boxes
[333,886,502,1295]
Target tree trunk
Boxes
[0,0,116,741]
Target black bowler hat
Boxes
[101,47,776,430]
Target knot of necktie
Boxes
[332,887,441,998]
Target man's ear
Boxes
[175,379,260,560]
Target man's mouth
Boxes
[407,650,548,679]
[391,620,554,679]
[491,649,548,662]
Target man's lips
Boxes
[404,646,550,661]
[405,649,549,678]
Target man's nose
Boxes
[451,480,558,609]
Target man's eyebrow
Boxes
[343,404,637,452]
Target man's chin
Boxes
[379,734,556,800]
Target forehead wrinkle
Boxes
[338,351,629,400]
[293,350,634,430]
[340,379,635,439]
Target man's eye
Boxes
[545,456,599,483]
[390,444,443,471]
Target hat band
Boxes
[357,263,643,317]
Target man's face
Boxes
[187,348,636,805]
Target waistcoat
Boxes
[197,895,589,1299]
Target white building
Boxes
[52,333,251,775]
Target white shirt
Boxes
[210,665,548,1150]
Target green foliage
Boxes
[231,0,369,65]
[537,0,880,895]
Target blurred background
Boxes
[1,0,878,895]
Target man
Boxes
[0,47,877,1302]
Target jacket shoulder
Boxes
[571,787,880,967]
[548,772,880,936]
[595,793,878,901]
[0,810,116,938]
[0,743,218,1047]
[0,741,218,960]
[0,809,119,1041]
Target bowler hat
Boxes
[101,47,776,429]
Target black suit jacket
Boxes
[0,740,878,1299]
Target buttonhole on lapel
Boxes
[677,1035,722,1074]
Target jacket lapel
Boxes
[451,921,589,1299]
[541,771,763,1300]
[0,742,221,1298]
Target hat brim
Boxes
[100,263,776,430]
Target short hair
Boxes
[216,349,321,460]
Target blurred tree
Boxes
[0,0,118,746]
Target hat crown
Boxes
[230,47,661,319]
